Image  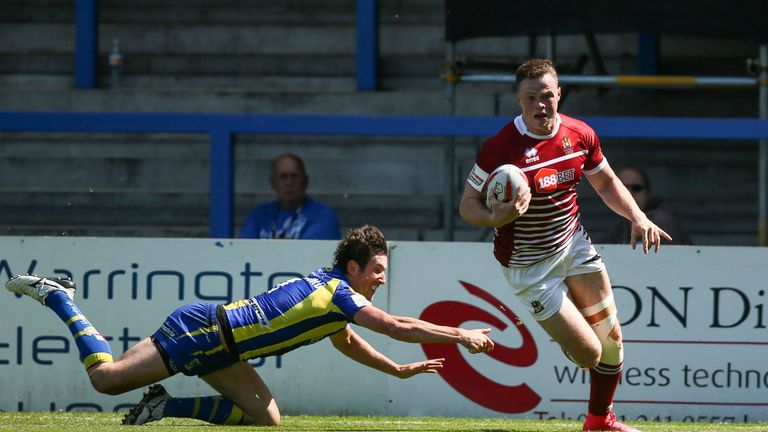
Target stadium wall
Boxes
[1,237,766,424]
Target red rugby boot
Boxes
[582,410,640,432]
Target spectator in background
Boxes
[239,153,340,240]
[602,166,692,245]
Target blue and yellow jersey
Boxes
[219,267,369,361]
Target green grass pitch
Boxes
[0,412,766,432]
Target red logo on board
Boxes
[419,281,541,413]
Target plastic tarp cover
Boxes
[445,0,768,43]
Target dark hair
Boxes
[271,153,307,176]
[516,58,559,86]
[333,225,388,273]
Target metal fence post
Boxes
[356,0,378,91]
[74,0,98,89]
[758,45,767,246]
[210,129,234,238]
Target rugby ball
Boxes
[485,164,529,209]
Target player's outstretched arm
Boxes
[329,326,445,379]
[353,305,494,354]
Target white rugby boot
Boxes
[5,274,76,306]
[122,384,171,425]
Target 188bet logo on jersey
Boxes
[533,168,575,193]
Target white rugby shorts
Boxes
[501,227,605,321]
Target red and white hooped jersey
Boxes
[467,113,608,267]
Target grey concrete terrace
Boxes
[0,0,763,245]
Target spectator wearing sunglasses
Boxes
[602,166,692,245]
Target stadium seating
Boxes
[0,0,761,244]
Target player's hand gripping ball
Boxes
[485,164,529,209]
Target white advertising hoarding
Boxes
[385,242,768,424]
[0,236,766,424]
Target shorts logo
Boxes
[531,300,544,314]
[167,358,180,373]
[160,323,176,338]
[184,358,202,372]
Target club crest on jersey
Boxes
[561,136,574,155]
[524,147,539,163]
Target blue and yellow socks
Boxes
[164,395,244,425]
[44,290,113,370]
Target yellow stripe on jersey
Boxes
[231,278,344,344]
[238,321,348,360]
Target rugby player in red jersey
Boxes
[460,59,671,432]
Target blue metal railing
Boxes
[2,111,767,239]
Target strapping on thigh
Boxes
[579,293,615,325]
